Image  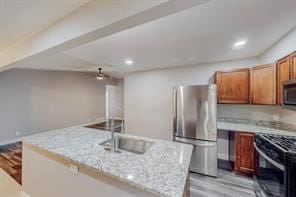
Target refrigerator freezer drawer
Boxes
[190,141,217,177]
[175,137,217,177]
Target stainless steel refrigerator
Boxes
[173,84,217,177]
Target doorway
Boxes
[105,85,123,120]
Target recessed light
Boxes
[234,40,246,46]
[232,40,247,49]
[125,59,134,65]
[127,174,133,180]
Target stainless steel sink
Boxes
[100,136,154,154]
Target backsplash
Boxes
[218,104,296,126]
[218,117,296,133]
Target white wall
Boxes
[124,27,296,141]
[260,27,296,64]
[0,69,115,143]
[125,58,259,140]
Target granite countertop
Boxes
[23,126,193,197]
[218,117,296,136]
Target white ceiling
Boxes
[62,0,296,73]
[0,0,86,53]
[16,0,296,76]
[19,53,97,71]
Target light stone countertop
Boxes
[23,126,193,197]
[217,117,296,136]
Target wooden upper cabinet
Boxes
[277,57,290,105]
[235,132,255,176]
[250,64,276,105]
[215,69,250,104]
[290,52,296,79]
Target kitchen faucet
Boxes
[121,119,125,134]
[104,118,121,153]
[102,118,124,153]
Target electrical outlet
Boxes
[273,114,279,121]
[87,118,91,123]
[16,132,21,136]
[70,164,79,175]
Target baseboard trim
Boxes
[229,155,235,162]
[218,159,234,171]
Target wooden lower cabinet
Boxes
[234,132,255,176]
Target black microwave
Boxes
[283,79,296,109]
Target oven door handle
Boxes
[254,143,285,171]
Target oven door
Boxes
[254,144,286,197]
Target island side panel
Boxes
[22,144,157,197]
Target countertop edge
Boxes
[217,121,296,136]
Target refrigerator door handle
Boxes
[194,142,215,147]
[173,88,177,134]
[174,137,216,147]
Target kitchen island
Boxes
[22,126,193,197]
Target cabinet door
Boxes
[235,132,254,175]
[250,64,276,105]
[215,69,250,104]
[290,52,296,79]
[277,57,290,105]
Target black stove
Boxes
[261,134,296,154]
[254,134,296,197]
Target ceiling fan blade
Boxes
[105,75,113,79]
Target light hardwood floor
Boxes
[190,169,256,197]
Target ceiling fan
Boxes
[96,67,111,80]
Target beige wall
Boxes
[0,69,115,143]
